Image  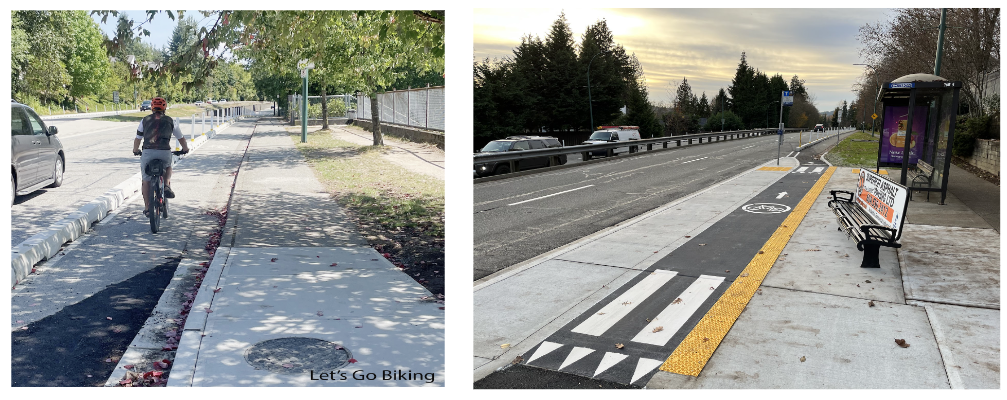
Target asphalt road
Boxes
[10,106,264,247]
[474,130,850,280]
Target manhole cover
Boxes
[244,337,352,374]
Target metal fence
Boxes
[356,85,444,132]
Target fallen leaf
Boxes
[699,243,706,246]
[500,343,511,349]
[213,287,222,293]
[330,263,338,266]
[758,251,765,254]
[21,326,28,330]
[800,356,806,362]
[685,236,691,238]
[119,379,133,385]
[282,363,294,368]
[317,311,324,316]
[756,289,763,295]
[271,258,278,262]
[672,298,683,305]
[124,365,134,369]
[725,270,730,273]
[512,355,524,365]
[621,301,632,306]
[868,301,875,307]
[895,339,910,348]
[348,358,358,363]
[740,273,749,277]
[702,337,709,342]
[204,307,213,313]
[652,326,664,333]
[865,280,871,283]
[615,343,625,349]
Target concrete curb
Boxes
[796,129,853,151]
[10,114,259,287]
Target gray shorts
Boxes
[140,149,173,181]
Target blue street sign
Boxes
[782,90,794,106]
[889,83,915,89]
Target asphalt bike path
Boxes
[515,156,831,386]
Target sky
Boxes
[474,8,896,112]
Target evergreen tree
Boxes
[841,100,849,127]
[579,19,632,129]
[541,13,580,132]
[697,92,710,119]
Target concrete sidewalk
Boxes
[167,118,444,387]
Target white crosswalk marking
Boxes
[571,270,678,336]
[631,358,664,384]
[594,352,629,377]
[630,275,726,346]
[812,167,824,173]
[795,166,809,173]
[527,341,563,363]
[559,347,595,370]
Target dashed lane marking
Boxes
[571,270,678,336]
[507,185,594,206]
[660,166,836,377]
[631,275,725,346]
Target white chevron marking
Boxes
[594,352,629,377]
[631,358,664,384]
[559,347,595,370]
[527,341,563,364]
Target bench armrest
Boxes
[859,224,898,243]
[830,190,854,203]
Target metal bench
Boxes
[909,159,935,201]
[827,169,910,268]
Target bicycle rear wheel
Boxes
[149,178,162,233]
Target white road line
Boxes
[794,151,801,157]
[631,358,664,384]
[785,151,795,157]
[630,275,726,346]
[681,156,708,164]
[571,270,678,336]
[594,352,629,377]
[507,185,594,206]
[559,347,595,370]
[812,167,824,173]
[527,341,564,364]
[794,167,809,173]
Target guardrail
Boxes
[474,128,803,174]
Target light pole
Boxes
[854,63,879,137]
[587,50,607,132]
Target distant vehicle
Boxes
[814,124,824,132]
[194,101,204,106]
[139,100,152,111]
[582,126,641,156]
[11,101,64,205]
[219,99,227,103]
[474,135,565,177]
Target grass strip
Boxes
[289,127,445,295]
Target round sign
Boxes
[742,203,792,214]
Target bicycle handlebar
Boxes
[133,150,189,156]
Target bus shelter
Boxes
[875,73,962,204]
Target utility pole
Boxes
[934,8,947,76]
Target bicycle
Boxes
[134,150,187,233]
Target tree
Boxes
[620,79,662,138]
[857,8,1000,116]
[541,13,580,132]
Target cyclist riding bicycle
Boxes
[132,97,189,217]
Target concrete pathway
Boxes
[168,119,444,386]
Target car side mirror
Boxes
[48,126,58,135]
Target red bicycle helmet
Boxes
[151,97,167,112]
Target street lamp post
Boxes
[587,50,607,132]
[854,63,879,137]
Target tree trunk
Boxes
[370,93,383,146]
[321,88,329,130]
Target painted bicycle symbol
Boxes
[741,203,792,214]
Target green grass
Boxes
[289,128,444,238]
[829,130,884,167]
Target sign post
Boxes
[297,59,315,143]
[778,91,794,165]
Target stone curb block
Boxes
[168,331,204,387]
[9,117,248,287]
[183,247,230,334]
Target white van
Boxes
[582,126,642,156]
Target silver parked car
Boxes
[11,100,64,205]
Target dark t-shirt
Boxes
[137,114,177,150]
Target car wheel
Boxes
[494,164,511,175]
[48,156,64,188]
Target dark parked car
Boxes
[814,124,824,132]
[140,100,152,111]
[11,101,64,205]
[474,136,566,177]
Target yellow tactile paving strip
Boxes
[852,168,888,175]
[660,166,837,377]
[757,166,792,171]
